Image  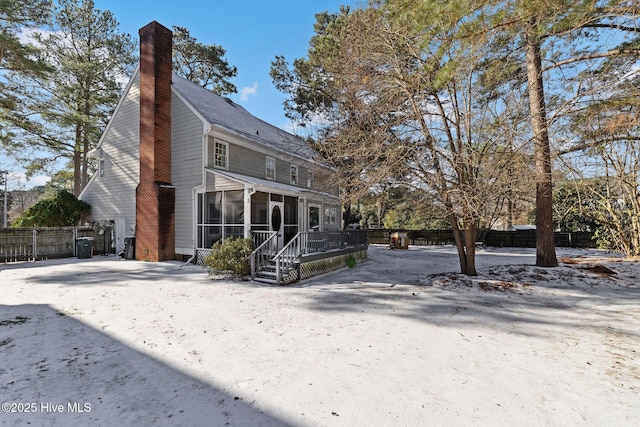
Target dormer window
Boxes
[266,156,276,180]
[290,165,298,185]
[214,140,228,169]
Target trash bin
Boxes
[76,237,94,258]
[123,236,135,260]
[390,232,409,249]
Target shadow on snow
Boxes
[0,304,293,426]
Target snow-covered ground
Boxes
[1,244,639,426]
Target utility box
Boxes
[76,237,94,258]
[390,232,409,249]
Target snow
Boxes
[1,244,639,426]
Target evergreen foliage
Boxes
[12,189,89,227]
[172,25,238,96]
[203,237,255,279]
[1,0,137,195]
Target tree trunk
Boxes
[447,212,478,276]
[464,225,477,276]
[342,200,351,229]
[73,125,82,196]
[81,85,92,193]
[524,21,558,268]
[80,126,88,192]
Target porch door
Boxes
[269,201,285,250]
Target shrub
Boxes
[13,190,90,227]
[203,237,255,279]
[346,254,357,268]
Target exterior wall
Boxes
[81,74,207,257]
[80,75,141,252]
[322,203,341,231]
[226,143,265,177]
[171,94,205,256]
[206,134,337,196]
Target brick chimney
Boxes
[135,21,175,261]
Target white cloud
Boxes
[240,82,258,101]
[1,170,51,190]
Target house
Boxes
[506,225,536,231]
[79,21,367,284]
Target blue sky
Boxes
[93,0,358,129]
[1,0,360,189]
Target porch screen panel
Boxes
[284,196,298,243]
[197,194,204,248]
[205,192,222,248]
[224,190,244,240]
[197,192,222,249]
[224,190,244,223]
[251,191,268,231]
[197,190,246,249]
[208,192,222,224]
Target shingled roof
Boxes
[171,73,318,162]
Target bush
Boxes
[346,254,357,268]
[203,237,255,279]
[13,189,90,227]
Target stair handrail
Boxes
[250,231,278,280]
[272,232,305,284]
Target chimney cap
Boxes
[139,21,172,37]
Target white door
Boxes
[269,201,284,250]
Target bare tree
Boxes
[272,5,529,275]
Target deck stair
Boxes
[250,229,368,285]
[253,255,299,285]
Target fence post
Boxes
[32,229,37,261]
[73,227,77,256]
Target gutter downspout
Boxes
[183,124,213,268]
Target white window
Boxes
[214,140,228,169]
[266,156,276,180]
[307,170,314,188]
[324,207,337,225]
[290,165,298,185]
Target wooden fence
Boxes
[0,226,113,263]
[368,229,597,248]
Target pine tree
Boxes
[1,0,136,195]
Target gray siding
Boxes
[172,93,205,254]
[80,75,141,249]
[275,158,291,185]
[81,75,207,256]
[207,136,337,195]
[228,143,264,177]
[323,203,341,231]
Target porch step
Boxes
[253,276,279,285]
[253,259,299,285]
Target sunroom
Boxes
[195,169,367,284]
[196,169,341,246]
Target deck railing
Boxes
[252,229,368,283]
[272,232,304,284]
[303,229,368,253]
[249,231,277,280]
